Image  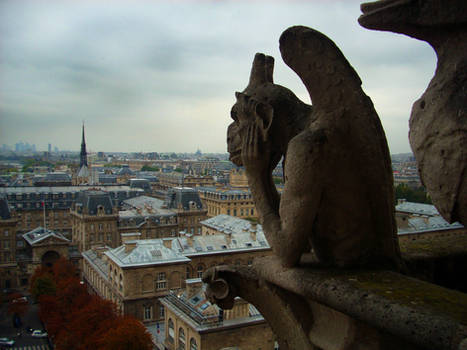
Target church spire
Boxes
[80,122,88,168]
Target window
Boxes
[178,328,185,350]
[186,266,191,279]
[144,305,152,321]
[156,272,166,290]
[99,223,103,231]
[159,305,165,318]
[4,230,8,236]
[168,319,174,343]
[197,265,204,278]
[190,338,197,350]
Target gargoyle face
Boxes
[359,0,467,40]
[227,92,274,167]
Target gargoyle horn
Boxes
[247,53,274,89]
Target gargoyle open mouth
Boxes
[360,0,411,17]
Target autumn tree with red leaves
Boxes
[32,257,153,350]
[99,316,153,350]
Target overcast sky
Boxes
[0,0,436,154]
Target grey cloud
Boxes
[0,0,436,153]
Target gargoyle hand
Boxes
[241,120,271,175]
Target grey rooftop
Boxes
[105,239,191,267]
[23,226,69,246]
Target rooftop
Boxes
[398,216,463,234]
[120,195,176,217]
[395,201,440,216]
[161,281,265,332]
[105,239,190,268]
[23,226,69,246]
[0,185,141,194]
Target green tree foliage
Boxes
[21,159,54,172]
[174,167,183,173]
[394,184,432,204]
[31,275,56,301]
[273,176,283,185]
[140,165,160,172]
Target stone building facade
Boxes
[22,227,72,273]
[119,196,179,240]
[164,187,207,235]
[197,187,256,219]
[228,167,249,189]
[156,173,215,192]
[81,215,272,324]
[161,279,276,350]
[71,190,120,252]
[0,196,19,290]
[0,185,143,236]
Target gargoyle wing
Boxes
[279,26,362,111]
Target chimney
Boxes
[125,241,137,253]
[250,229,257,241]
[225,231,232,245]
[185,278,203,299]
[186,233,194,247]
[250,222,258,241]
[162,238,172,249]
[121,232,141,244]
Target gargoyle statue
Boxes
[359,0,467,225]
[228,26,403,270]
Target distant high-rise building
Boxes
[48,143,52,153]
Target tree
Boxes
[98,316,153,350]
[31,275,56,301]
[394,184,432,204]
[52,257,78,281]
[140,165,159,172]
[53,296,117,350]
[33,258,153,350]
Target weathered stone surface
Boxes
[359,0,467,225]
[227,26,402,270]
[205,257,467,350]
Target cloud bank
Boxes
[0,0,436,153]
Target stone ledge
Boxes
[253,256,467,350]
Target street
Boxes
[0,293,52,350]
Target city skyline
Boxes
[0,0,436,154]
